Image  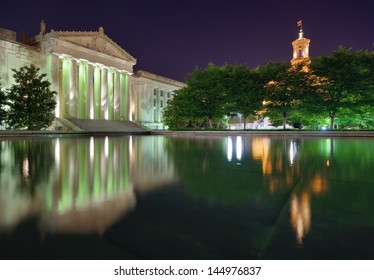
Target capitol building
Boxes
[0,21,185,130]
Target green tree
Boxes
[185,63,227,128]
[310,47,372,129]
[262,62,312,129]
[163,87,204,129]
[224,64,265,129]
[6,64,57,130]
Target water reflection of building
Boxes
[0,136,176,234]
[132,136,177,193]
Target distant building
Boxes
[0,22,185,129]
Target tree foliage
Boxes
[224,64,265,128]
[163,46,373,130]
[186,63,227,128]
[310,47,374,129]
[163,63,227,129]
[262,62,314,129]
[6,64,57,130]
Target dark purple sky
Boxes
[1,0,373,82]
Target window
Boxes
[153,99,156,107]
[161,100,163,108]
[160,90,164,97]
[298,49,303,57]
[154,89,157,96]
[167,92,170,98]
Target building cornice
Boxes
[133,70,185,88]
[34,27,136,64]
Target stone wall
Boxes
[0,38,41,87]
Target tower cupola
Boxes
[291,20,311,66]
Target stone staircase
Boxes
[60,118,150,133]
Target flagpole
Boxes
[297,20,303,38]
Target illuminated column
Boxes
[129,84,135,121]
[107,68,115,120]
[93,65,101,119]
[70,59,77,118]
[78,60,89,118]
[88,64,94,119]
[114,71,120,120]
[60,56,72,118]
[101,67,108,120]
[52,55,60,117]
[120,72,129,120]
[136,86,142,122]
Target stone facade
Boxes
[131,70,185,129]
[0,25,185,128]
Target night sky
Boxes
[1,0,373,82]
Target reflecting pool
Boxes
[0,135,373,259]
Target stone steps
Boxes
[68,118,149,133]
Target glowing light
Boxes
[55,138,60,168]
[326,160,330,167]
[289,140,297,166]
[236,136,242,161]
[227,137,233,162]
[22,158,29,180]
[129,136,133,159]
[90,137,94,162]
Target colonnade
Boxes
[58,55,130,120]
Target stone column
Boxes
[88,64,94,119]
[70,59,77,118]
[51,54,60,117]
[107,68,114,120]
[114,71,120,120]
[78,60,88,119]
[93,65,101,119]
[101,67,108,120]
[60,56,72,118]
[120,73,129,120]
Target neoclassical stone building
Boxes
[0,22,185,129]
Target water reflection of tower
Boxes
[290,193,311,246]
[251,137,328,245]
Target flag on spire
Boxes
[297,20,302,27]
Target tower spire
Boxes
[297,20,303,38]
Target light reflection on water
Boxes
[0,136,176,235]
[0,135,373,258]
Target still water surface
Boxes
[0,135,373,259]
